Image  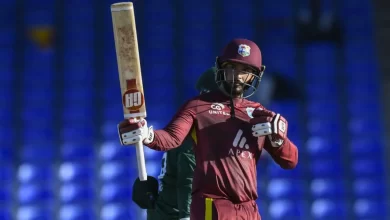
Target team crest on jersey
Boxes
[246,107,263,118]
[238,44,251,57]
[246,107,255,118]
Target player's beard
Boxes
[223,81,244,97]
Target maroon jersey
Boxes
[145,90,298,203]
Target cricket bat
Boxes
[111,2,147,181]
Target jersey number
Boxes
[158,152,167,179]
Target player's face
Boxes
[222,62,255,83]
[221,62,256,96]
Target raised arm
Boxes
[145,100,196,151]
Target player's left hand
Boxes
[250,108,288,146]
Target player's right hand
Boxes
[250,108,288,147]
[117,118,154,145]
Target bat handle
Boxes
[135,140,148,181]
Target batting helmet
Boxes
[215,38,266,98]
[216,38,265,72]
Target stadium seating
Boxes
[100,203,139,220]
[58,204,96,220]
[58,162,95,183]
[17,205,53,220]
[311,199,347,219]
[59,182,95,204]
[269,199,305,219]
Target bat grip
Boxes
[135,140,148,181]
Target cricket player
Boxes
[132,67,219,220]
[119,39,299,220]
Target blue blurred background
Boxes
[0,0,388,219]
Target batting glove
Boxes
[250,108,288,147]
[117,118,154,145]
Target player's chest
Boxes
[196,103,259,159]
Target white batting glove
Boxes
[250,109,288,147]
[117,118,154,145]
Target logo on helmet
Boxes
[238,44,251,57]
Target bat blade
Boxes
[111,2,147,181]
[111,2,146,119]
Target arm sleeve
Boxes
[145,100,196,151]
[176,140,195,219]
[263,136,298,169]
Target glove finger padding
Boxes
[252,122,272,137]
[121,128,144,145]
[250,109,275,137]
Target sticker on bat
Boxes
[122,89,144,111]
